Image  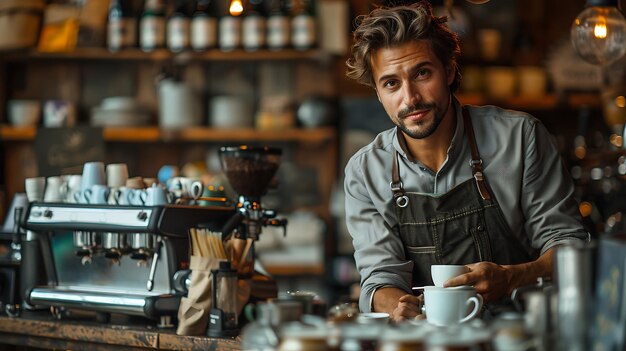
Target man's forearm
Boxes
[372,286,410,314]
[504,247,555,294]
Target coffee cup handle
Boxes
[83,189,93,204]
[459,294,483,324]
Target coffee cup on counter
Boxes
[423,286,483,327]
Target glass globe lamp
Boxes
[571,0,626,65]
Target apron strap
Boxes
[462,106,492,200]
[391,150,409,208]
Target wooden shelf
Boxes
[457,92,602,110]
[0,125,336,143]
[263,263,324,276]
[1,47,329,63]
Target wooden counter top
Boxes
[0,311,240,351]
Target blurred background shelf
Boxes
[0,125,337,143]
[1,48,329,62]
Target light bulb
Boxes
[571,5,626,65]
[229,0,243,16]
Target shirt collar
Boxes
[392,97,465,163]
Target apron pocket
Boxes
[406,245,436,254]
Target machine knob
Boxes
[137,211,148,221]
[43,210,53,218]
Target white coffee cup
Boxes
[112,186,132,205]
[423,286,483,327]
[25,177,46,202]
[44,176,65,202]
[106,163,129,188]
[8,100,41,127]
[144,183,169,205]
[431,264,470,287]
[83,184,110,204]
[81,161,106,191]
[62,175,83,203]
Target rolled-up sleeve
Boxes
[344,155,413,312]
[521,119,589,253]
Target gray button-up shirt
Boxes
[344,99,589,312]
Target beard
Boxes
[395,102,445,139]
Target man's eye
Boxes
[383,80,397,88]
[416,69,430,78]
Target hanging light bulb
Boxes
[229,0,243,16]
[571,0,626,65]
[465,0,490,4]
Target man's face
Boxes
[371,40,454,140]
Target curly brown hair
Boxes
[346,1,462,92]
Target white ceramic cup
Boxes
[127,188,147,206]
[144,183,169,205]
[62,175,83,203]
[8,99,41,127]
[43,100,76,127]
[81,161,106,191]
[83,184,110,204]
[44,176,65,202]
[25,177,46,202]
[112,186,132,205]
[106,163,129,188]
[431,264,470,287]
[423,286,483,327]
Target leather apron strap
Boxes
[462,107,492,200]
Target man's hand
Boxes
[391,294,423,322]
[443,262,512,302]
[443,248,556,303]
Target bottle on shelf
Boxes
[123,0,140,49]
[242,0,266,51]
[190,0,218,52]
[219,0,244,51]
[140,0,166,52]
[107,0,124,52]
[167,0,191,52]
[290,0,316,50]
[266,0,290,51]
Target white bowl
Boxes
[7,99,41,127]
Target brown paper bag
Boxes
[176,256,223,336]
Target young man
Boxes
[343,2,589,321]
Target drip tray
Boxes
[28,286,181,319]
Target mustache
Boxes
[397,103,435,119]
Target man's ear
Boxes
[447,64,456,87]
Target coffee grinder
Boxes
[219,146,287,263]
[212,146,287,335]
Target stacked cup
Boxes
[422,265,483,327]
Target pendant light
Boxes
[571,0,626,65]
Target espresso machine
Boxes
[21,203,234,325]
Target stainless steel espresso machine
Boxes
[22,203,234,325]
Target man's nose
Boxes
[401,82,421,106]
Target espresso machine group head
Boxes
[219,146,287,242]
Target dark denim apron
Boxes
[390,107,536,287]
